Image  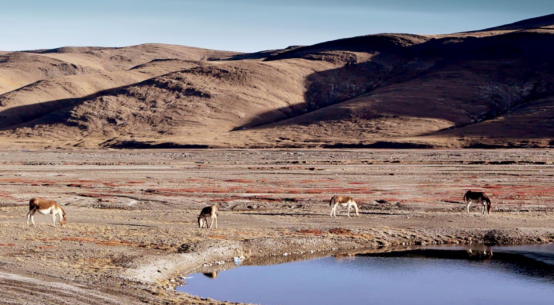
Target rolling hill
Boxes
[0,14,553,149]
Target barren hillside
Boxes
[0,15,553,149]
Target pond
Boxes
[177,245,554,305]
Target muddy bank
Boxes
[128,227,554,301]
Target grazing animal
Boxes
[26,198,66,227]
[329,195,359,218]
[198,205,218,229]
[463,191,492,214]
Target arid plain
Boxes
[1,149,554,304]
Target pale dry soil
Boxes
[1,149,554,304]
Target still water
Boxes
[177,245,554,305]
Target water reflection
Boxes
[178,245,554,305]
[465,245,493,260]
[362,246,554,285]
[202,271,218,279]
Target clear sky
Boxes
[1,0,553,52]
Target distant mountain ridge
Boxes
[0,14,553,149]
[475,13,554,31]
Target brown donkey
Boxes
[463,191,492,215]
[26,198,67,227]
[198,205,218,229]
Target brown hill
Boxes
[0,15,553,149]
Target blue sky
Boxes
[1,0,553,52]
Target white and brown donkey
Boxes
[330,195,359,218]
[26,198,67,227]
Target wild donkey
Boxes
[26,198,67,227]
[198,205,218,229]
[463,191,492,215]
[329,195,359,218]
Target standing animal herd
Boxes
[24,190,492,228]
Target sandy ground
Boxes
[1,149,554,304]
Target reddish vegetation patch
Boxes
[329,228,353,235]
[96,240,131,246]
[102,182,119,187]
[301,189,326,194]
[348,182,366,185]
[61,237,98,243]
[126,181,146,185]
[224,179,255,183]
[0,244,15,247]
[0,191,14,199]
[483,185,503,189]
[208,235,227,240]
[75,180,100,184]
[0,178,36,184]
[297,229,325,236]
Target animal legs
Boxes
[57,212,64,226]
[27,210,37,226]
[466,201,472,214]
[347,205,351,217]
[330,205,336,217]
[354,203,359,216]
